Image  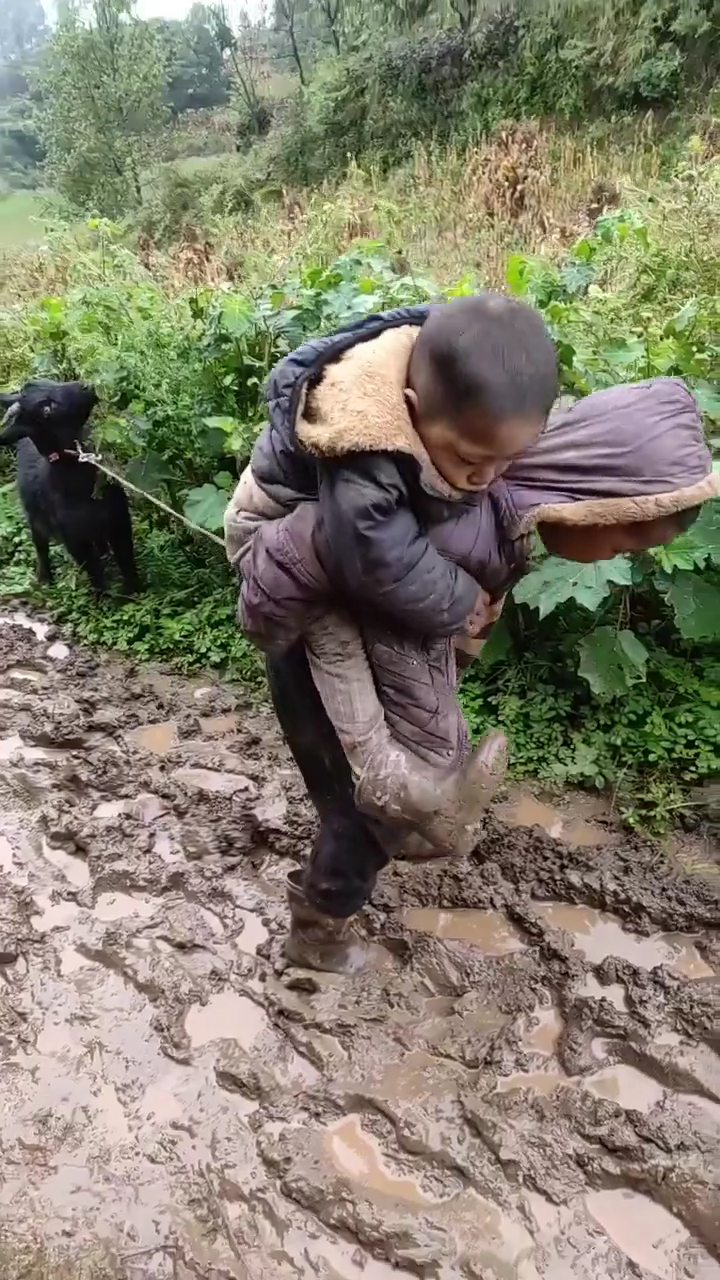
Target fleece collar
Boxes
[516,472,720,532]
[296,325,464,501]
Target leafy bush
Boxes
[0,210,718,827]
[135,159,261,247]
[0,97,45,191]
[267,0,718,187]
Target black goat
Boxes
[0,379,140,596]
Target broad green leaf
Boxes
[506,253,531,296]
[219,296,255,336]
[602,338,646,369]
[578,627,648,697]
[94,414,127,447]
[476,616,512,669]
[203,415,241,435]
[594,209,648,247]
[693,382,720,423]
[212,470,235,490]
[513,556,632,618]
[653,542,707,572]
[665,573,720,641]
[652,501,720,572]
[569,236,595,262]
[124,451,174,495]
[663,300,698,336]
[183,483,228,534]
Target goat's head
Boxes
[0,380,98,457]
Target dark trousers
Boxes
[266,642,392,918]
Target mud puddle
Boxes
[0,612,718,1279]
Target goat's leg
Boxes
[104,485,141,595]
[30,525,52,586]
[67,537,107,596]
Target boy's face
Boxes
[538,515,688,562]
[409,399,544,492]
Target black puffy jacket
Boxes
[248,306,524,637]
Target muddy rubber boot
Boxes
[285,869,369,975]
[355,729,507,856]
[454,729,508,855]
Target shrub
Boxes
[266,0,718,189]
[135,159,257,247]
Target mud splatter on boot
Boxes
[285,869,369,975]
[355,729,508,856]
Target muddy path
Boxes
[0,611,718,1280]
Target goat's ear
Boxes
[0,400,27,445]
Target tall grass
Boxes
[0,116,716,305]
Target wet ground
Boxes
[0,610,718,1280]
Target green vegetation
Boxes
[1,181,718,827]
[0,0,717,828]
[264,0,718,188]
[0,191,47,247]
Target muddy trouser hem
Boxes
[266,641,394,919]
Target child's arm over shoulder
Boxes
[315,453,479,637]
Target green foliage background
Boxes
[0,205,718,828]
[0,0,718,828]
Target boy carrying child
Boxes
[225,295,717,973]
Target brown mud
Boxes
[0,610,718,1280]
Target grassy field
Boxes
[0,191,49,249]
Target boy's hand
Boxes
[464,588,492,638]
[465,590,506,639]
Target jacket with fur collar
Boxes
[230,306,526,644]
[226,308,718,654]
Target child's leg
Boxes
[305,613,506,854]
[304,611,390,779]
[362,626,469,767]
[359,625,506,851]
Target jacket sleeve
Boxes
[238,502,330,654]
[314,454,479,637]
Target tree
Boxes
[154,7,230,114]
[316,0,343,53]
[210,5,270,140]
[0,0,48,63]
[448,0,483,31]
[275,0,307,83]
[375,0,433,33]
[37,0,168,216]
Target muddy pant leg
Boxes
[265,642,391,918]
[362,626,469,767]
[305,611,389,781]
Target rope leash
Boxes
[75,443,226,549]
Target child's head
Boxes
[504,377,719,563]
[405,294,559,492]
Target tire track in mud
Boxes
[0,612,718,1280]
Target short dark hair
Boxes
[410,293,559,425]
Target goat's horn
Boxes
[1,401,20,427]
[0,400,26,444]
